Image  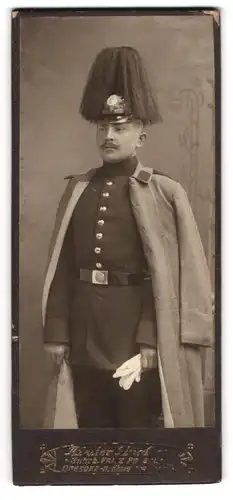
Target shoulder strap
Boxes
[132,163,173,184]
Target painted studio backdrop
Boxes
[19,14,215,428]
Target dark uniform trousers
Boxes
[44,157,162,427]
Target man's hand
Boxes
[44,343,69,365]
[140,346,157,370]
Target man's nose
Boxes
[105,125,114,140]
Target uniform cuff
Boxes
[135,318,157,348]
[44,317,70,344]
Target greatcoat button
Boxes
[94,247,101,254]
[102,192,110,198]
[96,233,103,240]
[100,206,107,212]
[98,220,105,226]
[106,181,113,186]
[96,262,102,269]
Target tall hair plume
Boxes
[79,46,162,125]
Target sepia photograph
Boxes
[12,8,220,484]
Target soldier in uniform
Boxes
[43,46,213,428]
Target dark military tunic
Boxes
[44,156,157,370]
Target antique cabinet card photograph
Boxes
[12,7,221,485]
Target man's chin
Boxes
[101,150,122,162]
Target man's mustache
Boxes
[101,142,119,149]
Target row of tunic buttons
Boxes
[94,180,113,268]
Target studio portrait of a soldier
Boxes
[42,46,213,429]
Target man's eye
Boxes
[115,126,125,132]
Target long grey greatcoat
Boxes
[42,163,213,428]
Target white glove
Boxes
[118,370,141,390]
[113,354,141,377]
[113,354,141,390]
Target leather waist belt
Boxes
[78,269,151,286]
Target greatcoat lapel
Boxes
[42,176,90,327]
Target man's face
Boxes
[96,120,146,162]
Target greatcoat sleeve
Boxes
[135,280,157,348]
[173,182,213,347]
[43,220,75,345]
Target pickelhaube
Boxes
[101,94,133,124]
[79,46,162,125]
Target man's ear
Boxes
[137,131,147,148]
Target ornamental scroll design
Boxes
[206,78,215,153]
[40,442,195,476]
[206,77,215,282]
[167,87,204,207]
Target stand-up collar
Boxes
[100,155,139,177]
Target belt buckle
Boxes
[92,269,108,285]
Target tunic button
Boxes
[100,206,107,212]
[96,233,103,240]
[94,247,101,254]
[102,192,110,198]
[106,181,113,186]
[98,219,104,226]
[96,262,102,269]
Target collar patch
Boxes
[132,164,153,184]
